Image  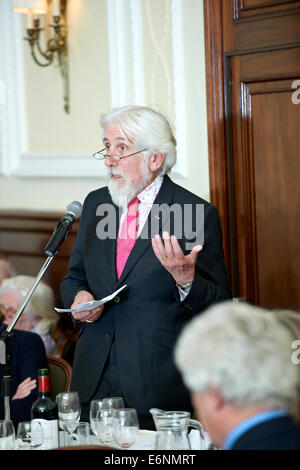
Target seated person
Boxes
[0,320,48,427]
[175,301,300,450]
[0,275,58,354]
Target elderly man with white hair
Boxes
[175,301,300,450]
[61,105,230,428]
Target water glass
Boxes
[56,391,81,432]
[112,408,139,449]
[64,422,91,447]
[0,420,15,450]
[16,421,32,449]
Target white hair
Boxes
[174,301,299,411]
[100,105,177,176]
[0,275,57,335]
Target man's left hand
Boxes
[151,231,202,286]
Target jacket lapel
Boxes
[95,196,120,285]
[116,175,175,286]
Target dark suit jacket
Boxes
[232,415,300,450]
[61,175,230,417]
[0,323,48,427]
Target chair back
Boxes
[47,355,72,401]
[52,318,79,366]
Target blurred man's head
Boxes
[175,301,298,448]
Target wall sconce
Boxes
[12,0,70,114]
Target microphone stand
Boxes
[0,200,82,421]
[0,256,54,420]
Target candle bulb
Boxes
[27,10,33,29]
[53,0,60,17]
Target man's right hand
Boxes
[71,290,104,322]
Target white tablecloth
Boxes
[86,429,211,450]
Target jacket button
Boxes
[114,296,120,304]
[105,334,111,341]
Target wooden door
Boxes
[204,0,300,309]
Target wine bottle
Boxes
[31,368,59,449]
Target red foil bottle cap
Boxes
[38,375,50,393]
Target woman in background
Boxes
[0,275,58,354]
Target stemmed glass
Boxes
[112,408,139,449]
[90,399,105,437]
[91,396,124,445]
[102,397,124,409]
[56,391,81,443]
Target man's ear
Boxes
[148,152,165,173]
[210,388,224,411]
[191,391,202,416]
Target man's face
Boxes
[191,391,222,448]
[104,124,153,207]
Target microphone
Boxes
[44,201,82,257]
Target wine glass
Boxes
[91,396,124,445]
[112,409,139,449]
[94,408,115,445]
[102,397,124,409]
[56,392,81,433]
[0,420,15,450]
[90,399,105,437]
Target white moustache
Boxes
[107,169,124,178]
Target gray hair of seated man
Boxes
[100,105,177,176]
[174,301,299,412]
[0,275,57,335]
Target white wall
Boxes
[0,0,209,211]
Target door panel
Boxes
[204,0,300,309]
[231,68,300,307]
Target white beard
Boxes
[107,165,153,208]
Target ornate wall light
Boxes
[12,0,70,113]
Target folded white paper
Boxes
[55,285,127,313]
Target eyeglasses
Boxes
[92,148,148,162]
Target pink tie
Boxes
[116,197,140,279]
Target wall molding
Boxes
[0,0,189,180]
[171,0,188,179]
[0,1,22,176]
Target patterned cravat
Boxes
[116,197,140,279]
